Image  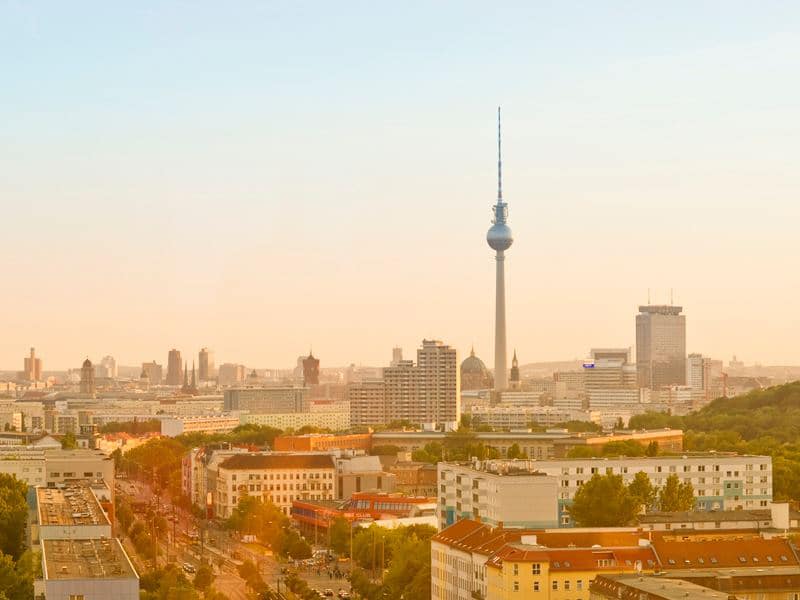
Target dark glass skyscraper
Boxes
[635,305,686,389]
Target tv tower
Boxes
[486,107,513,391]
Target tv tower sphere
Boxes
[487,221,513,251]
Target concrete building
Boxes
[218,363,246,386]
[21,347,43,382]
[637,503,800,532]
[198,347,214,381]
[97,355,117,379]
[239,410,350,431]
[439,454,772,529]
[0,447,112,488]
[335,455,396,499]
[636,305,687,389]
[141,361,163,385]
[224,387,309,413]
[215,453,336,517]
[591,575,729,600]
[584,348,639,410]
[389,461,438,496]
[166,349,183,386]
[34,538,139,600]
[470,406,601,430]
[417,339,460,425]
[348,380,387,427]
[34,482,112,543]
[160,415,240,437]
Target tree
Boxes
[645,441,659,456]
[60,431,77,449]
[328,517,351,556]
[506,443,526,459]
[237,559,266,594]
[628,471,657,513]
[658,474,695,512]
[0,549,36,600]
[0,475,29,559]
[193,564,214,592]
[568,473,637,527]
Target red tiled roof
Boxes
[487,545,658,570]
[653,537,799,570]
[219,454,335,470]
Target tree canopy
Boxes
[568,473,638,527]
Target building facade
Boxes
[636,305,687,389]
[166,349,183,386]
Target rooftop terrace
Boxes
[42,538,137,580]
[37,483,110,527]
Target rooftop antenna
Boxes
[670,288,674,305]
[647,288,651,304]
[497,106,502,201]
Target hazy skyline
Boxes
[3,2,800,370]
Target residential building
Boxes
[439,454,771,529]
[638,503,800,532]
[214,453,336,517]
[34,538,139,600]
[335,454,396,499]
[584,348,640,409]
[160,415,240,437]
[431,519,657,600]
[239,410,350,431]
[417,339,460,424]
[348,380,386,426]
[636,305,687,388]
[591,575,729,600]
[224,387,309,413]
[470,406,600,430]
[389,461,439,496]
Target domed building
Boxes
[461,348,493,390]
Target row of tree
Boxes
[225,496,312,559]
[569,472,695,527]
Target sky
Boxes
[2,1,800,370]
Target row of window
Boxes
[234,482,333,492]
[231,471,332,481]
[510,578,584,592]
[559,464,768,475]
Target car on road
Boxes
[182,563,196,574]
[324,590,334,597]
[338,591,351,599]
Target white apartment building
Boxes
[215,453,336,517]
[438,454,772,530]
[470,406,600,429]
[239,410,350,431]
[160,415,240,437]
[0,447,113,488]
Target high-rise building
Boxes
[636,305,687,389]
[302,352,320,386]
[390,347,403,367]
[218,363,246,387]
[347,380,387,426]
[97,355,117,379]
[79,359,96,396]
[198,347,214,381]
[417,339,460,425]
[486,108,513,392]
[383,360,421,424]
[166,349,183,386]
[22,347,42,382]
[141,361,163,385]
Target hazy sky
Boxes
[2,1,800,370]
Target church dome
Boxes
[461,348,488,375]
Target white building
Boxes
[239,410,350,431]
[439,454,772,529]
[470,406,600,429]
[34,482,113,543]
[160,415,240,437]
[215,453,336,517]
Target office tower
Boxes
[141,361,163,385]
[218,363,246,387]
[302,351,320,386]
[166,349,183,385]
[224,387,310,413]
[509,350,520,389]
[98,355,117,379]
[460,347,493,391]
[198,347,214,381]
[417,339,460,424]
[390,347,403,367]
[486,108,513,392]
[80,358,96,396]
[584,348,639,408]
[23,347,42,382]
[635,305,686,389]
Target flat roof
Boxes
[37,483,110,527]
[43,538,137,580]
[593,575,725,600]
